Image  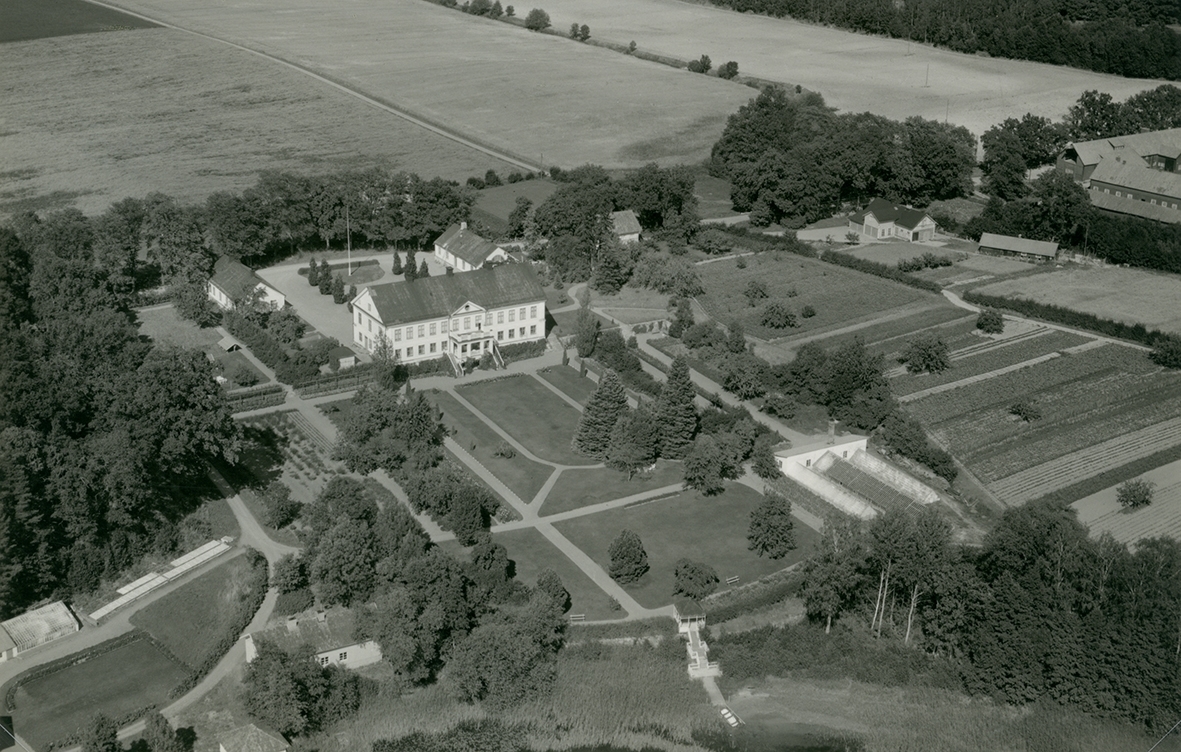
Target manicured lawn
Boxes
[494,528,624,621]
[542,461,684,516]
[212,349,270,389]
[138,304,221,350]
[11,636,188,750]
[130,553,260,670]
[536,365,597,406]
[428,390,556,503]
[456,376,595,466]
[555,483,819,609]
[697,252,935,340]
[551,307,617,338]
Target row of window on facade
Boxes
[1101,187,1181,210]
[357,305,539,341]
[357,325,537,355]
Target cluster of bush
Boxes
[464,167,538,191]
[896,252,953,272]
[305,258,355,304]
[222,310,340,384]
[403,462,505,545]
[878,413,957,483]
[821,250,942,293]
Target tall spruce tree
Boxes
[392,253,404,275]
[405,250,418,281]
[656,356,697,459]
[572,369,627,459]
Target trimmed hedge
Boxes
[820,250,942,293]
[166,548,268,699]
[294,362,379,398]
[227,384,287,412]
[962,290,1172,347]
[714,225,818,258]
[497,339,548,364]
[567,617,677,640]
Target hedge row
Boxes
[704,569,804,625]
[167,549,268,699]
[820,250,943,293]
[715,225,819,258]
[497,339,548,364]
[227,384,288,413]
[762,474,850,524]
[567,617,677,640]
[294,362,379,398]
[222,312,322,384]
[1028,443,1181,508]
[962,290,1172,347]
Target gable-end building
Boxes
[351,264,546,371]
[243,608,381,671]
[433,222,509,273]
[610,210,643,244]
[218,724,288,752]
[1057,128,1181,224]
[208,256,286,311]
[847,198,936,242]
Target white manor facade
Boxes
[352,264,546,369]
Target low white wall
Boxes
[848,450,938,505]
[782,462,877,520]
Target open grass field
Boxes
[99,0,755,170]
[0,29,516,218]
[494,528,623,620]
[10,636,189,749]
[536,365,598,406]
[972,265,1181,335]
[501,0,1168,140]
[138,304,222,350]
[456,376,593,466]
[2,0,158,43]
[1073,459,1181,545]
[542,461,684,516]
[847,242,960,266]
[427,389,555,502]
[697,252,936,340]
[129,553,260,669]
[555,483,819,609]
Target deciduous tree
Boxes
[608,529,648,583]
[748,489,796,559]
[900,334,951,374]
[683,435,726,496]
[1117,478,1155,509]
[605,404,659,478]
[673,558,719,599]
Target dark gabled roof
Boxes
[434,224,503,267]
[363,264,544,326]
[210,256,266,299]
[1089,158,1181,200]
[673,597,706,618]
[977,233,1059,258]
[1066,127,1181,167]
[611,209,642,237]
[1089,189,1181,224]
[850,198,932,231]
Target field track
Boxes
[81,0,540,173]
[989,416,1181,506]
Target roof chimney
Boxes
[827,419,838,445]
[460,221,467,231]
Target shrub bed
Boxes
[704,569,804,624]
[821,250,942,293]
[498,339,548,364]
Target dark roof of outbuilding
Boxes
[434,224,503,267]
[362,264,544,326]
[210,256,266,299]
[849,198,932,231]
[1089,188,1181,224]
[977,233,1059,258]
[218,724,288,752]
[611,209,643,237]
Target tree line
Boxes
[0,225,242,618]
[720,499,1181,732]
[709,87,977,227]
[702,0,1181,79]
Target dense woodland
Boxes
[704,0,1181,79]
[0,226,241,618]
[709,88,977,227]
[715,499,1181,733]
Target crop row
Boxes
[891,329,1091,396]
[935,368,1172,455]
[968,391,1181,482]
[908,345,1135,424]
[1085,480,1181,546]
[988,417,1181,504]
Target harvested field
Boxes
[696,252,934,340]
[989,418,1181,506]
[0,28,517,217]
[504,0,1168,139]
[2,0,157,43]
[1073,459,1181,545]
[972,265,1181,335]
[99,0,755,169]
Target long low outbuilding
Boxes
[976,232,1058,261]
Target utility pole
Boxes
[346,203,352,276]
[924,63,930,88]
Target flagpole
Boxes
[346,204,353,276]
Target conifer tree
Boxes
[392,253,404,275]
[572,369,627,459]
[656,356,697,459]
[608,529,648,584]
[405,250,418,281]
[330,273,346,303]
[318,266,333,295]
[748,489,796,559]
[605,404,659,478]
[419,258,430,277]
[307,257,320,286]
